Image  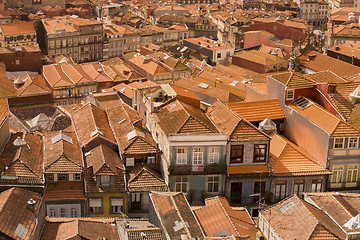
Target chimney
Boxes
[27,198,36,212]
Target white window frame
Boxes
[348,137,358,148]
[332,166,344,183]
[207,175,220,193]
[275,181,287,201]
[111,198,123,213]
[70,208,77,217]
[100,175,110,185]
[208,147,220,164]
[89,198,102,213]
[126,158,135,166]
[50,208,56,217]
[60,208,67,217]
[311,179,322,192]
[293,180,305,196]
[175,177,188,194]
[192,147,203,165]
[286,89,294,100]
[176,147,187,164]
[147,156,155,164]
[334,138,345,149]
[347,165,358,183]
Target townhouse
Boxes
[43,131,86,218]
[42,17,103,63]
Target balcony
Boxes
[169,162,227,175]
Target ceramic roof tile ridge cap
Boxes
[169,193,192,237]
[60,64,77,85]
[99,144,113,174]
[285,71,294,86]
[331,194,355,218]
[216,196,240,236]
[208,99,238,135]
[175,100,191,133]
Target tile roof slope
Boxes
[45,181,85,202]
[269,133,331,176]
[127,165,168,192]
[43,131,83,172]
[270,71,316,88]
[106,105,158,155]
[227,99,285,122]
[85,144,124,174]
[0,98,8,126]
[185,36,233,51]
[0,132,43,182]
[194,196,257,239]
[153,100,219,136]
[233,50,288,66]
[129,55,171,76]
[72,103,116,147]
[207,100,269,141]
[94,94,123,110]
[15,74,51,97]
[40,218,119,240]
[304,192,360,234]
[328,82,360,119]
[0,22,36,35]
[0,188,42,240]
[288,101,360,136]
[150,192,204,239]
[261,195,319,240]
[300,50,360,78]
[305,70,348,83]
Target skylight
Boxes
[292,97,313,109]
[15,224,28,240]
[230,80,239,86]
[199,83,209,89]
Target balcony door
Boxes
[230,182,242,204]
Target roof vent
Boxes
[259,117,277,135]
[97,67,103,73]
[13,136,27,147]
[27,198,36,212]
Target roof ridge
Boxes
[169,193,192,237]
[216,197,240,236]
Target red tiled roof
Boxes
[0,98,8,126]
[45,181,85,202]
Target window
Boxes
[96,175,115,186]
[331,166,343,183]
[50,208,56,217]
[349,138,358,148]
[60,208,67,217]
[193,147,203,165]
[275,181,287,201]
[230,145,244,163]
[207,176,220,193]
[46,174,54,182]
[126,158,134,166]
[311,179,322,192]
[175,177,188,193]
[347,165,358,183]
[208,147,220,163]
[74,173,81,181]
[334,138,344,149]
[286,89,294,100]
[58,174,68,181]
[254,144,267,162]
[293,180,305,196]
[253,181,265,202]
[131,193,141,210]
[176,147,187,164]
[217,53,221,58]
[147,156,155,164]
[89,198,102,213]
[111,198,123,213]
[70,208,77,217]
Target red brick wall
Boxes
[0,50,42,72]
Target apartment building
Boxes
[42,16,103,63]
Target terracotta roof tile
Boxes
[0,98,8,126]
[150,192,204,239]
[0,132,43,184]
[14,74,51,97]
[228,165,269,174]
[127,166,167,192]
[41,218,119,240]
[194,196,257,239]
[270,71,316,88]
[184,37,233,51]
[207,100,269,141]
[0,22,35,35]
[227,99,285,122]
[269,133,330,176]
[43,131,83,173]
[72,103,116,147]
[45,181,85,202]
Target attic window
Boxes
[292,97,313,109]
[199,83,209,89]
[230,80,239,86]
[286,89,294,100]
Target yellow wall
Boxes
[87,192,128,217]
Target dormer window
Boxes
[96,175,115,186]
[286,89,294,100]
[334,138,344,149]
